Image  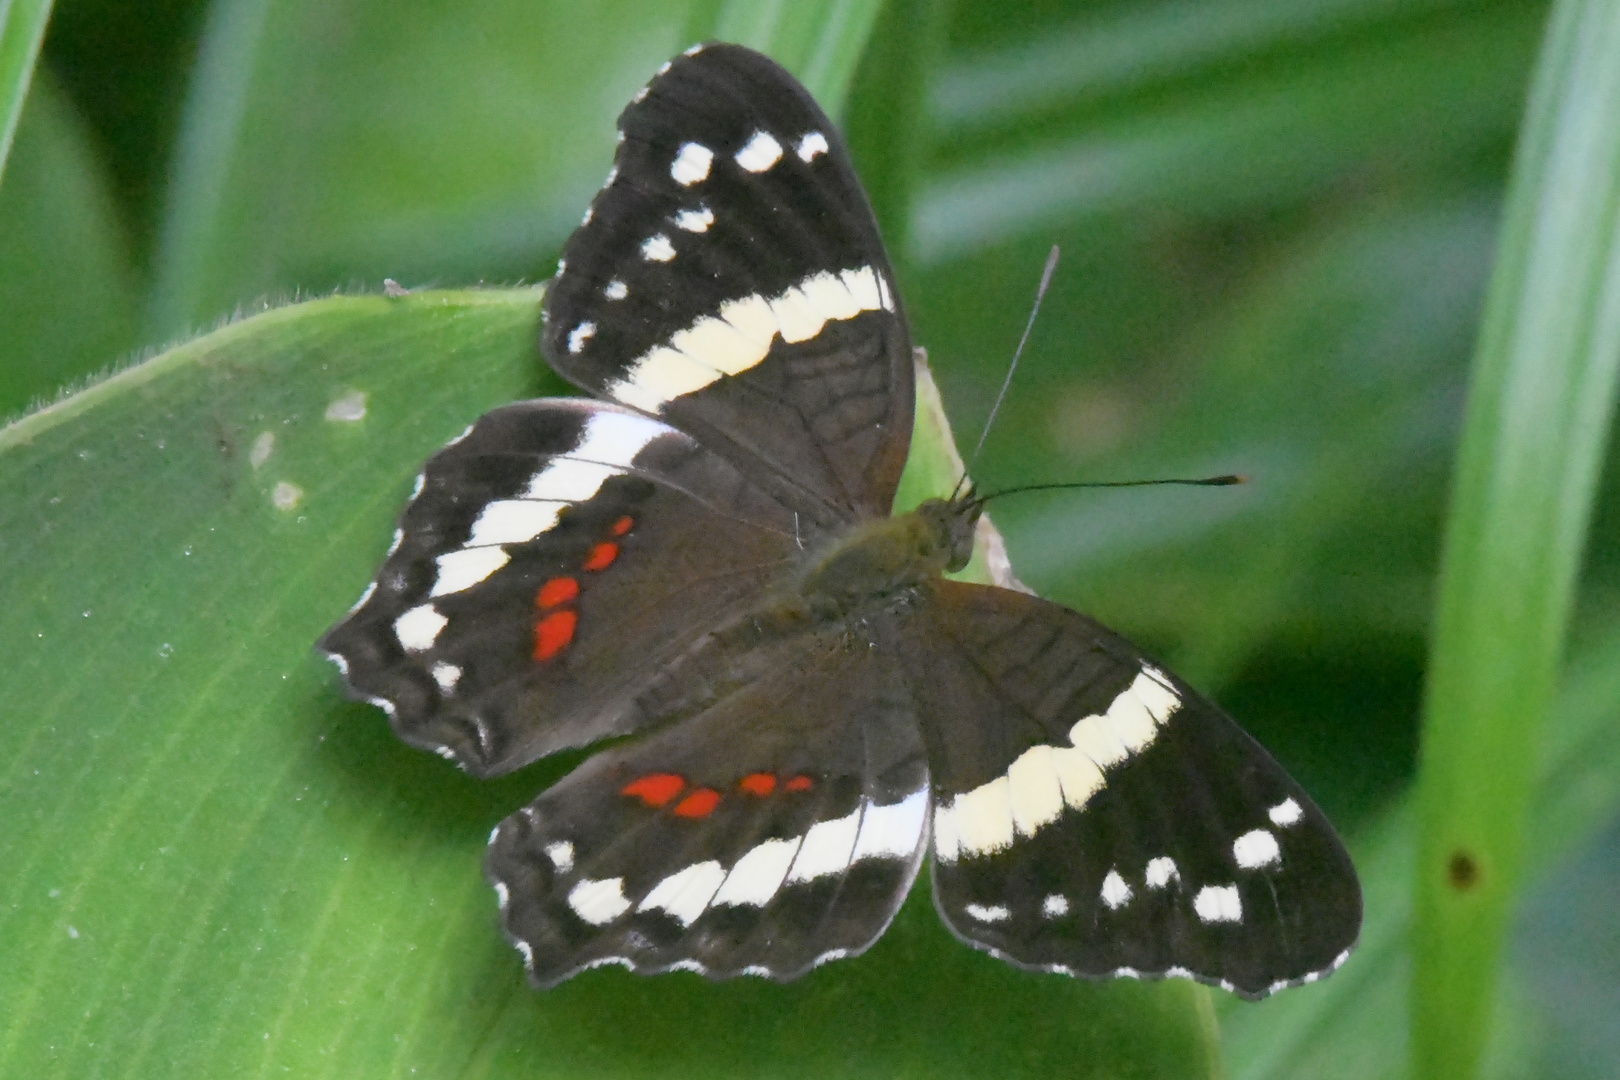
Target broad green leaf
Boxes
[0,290,1219,1078]
[1412,0,1620,1076]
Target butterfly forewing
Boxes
[902,581,1361,998]
[320,398,801,777]
[542,44,914,521]
[485,626,929,983]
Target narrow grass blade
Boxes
[1411,1,1620,1077]
[0,0,54,185]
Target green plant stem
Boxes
[0,0,54,186]
[1411,1,1620,1077]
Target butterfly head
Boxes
[910,491,983,575]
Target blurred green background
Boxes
[2,0,1618,1077]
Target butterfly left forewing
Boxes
[542,43,913,521]
[901,579,1361,998]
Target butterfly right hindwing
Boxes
[902,580,1362,998]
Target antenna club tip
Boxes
[1212,473,1248,486]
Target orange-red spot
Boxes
[608,515,634,537]
[582,542,618,572]
[738,773,776,797]
[673,788,721,818]
[536,576,580,609]
[621,773,685,807]
[785,775,813,792]
[533,609,577,661]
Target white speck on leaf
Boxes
[325,391,367,421]
[272,482,303,510]
[67,926,79,939]
[158,643,174,659]
[250,432,275,468]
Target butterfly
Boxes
[320,42,1361,999]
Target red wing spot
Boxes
[785,775,813,792]
[536,576,580,609]
[621,773,685,807]
[582,542,618,572]
[608,515,634,537]
[738,773,776,797]
[533,609,578,661]
[672,788,721,818]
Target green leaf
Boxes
[0,290,1219,1078]
[0,71,140,419]
[145,0,887,344]
[0,0,52,182]
[1411,1,1620,1077]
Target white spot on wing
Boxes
[581,205,594,225]
[670,142,713,185]
[605,267,890,413]
[1269,798,1303,826]
[850,789,927,860]
[393,604,447,652]
[964,903,1010,923]
[712,837,802,907]
[638,859,726,925]
[734,130,783,172]
[1042,894,1069,917]
[1194,884,1243,923]
[518,409,669,506]
[936,667,1184,860]
[673,206,713,233]
[545,841,574,872]
[934,777,1014,861]
[1233,828,1281,869]
[568,877,631,925]
[430,662,462,692]
[1007,744,1065,838]
[568,321,595,354]
[785,805,860,882]
[1145,856,1180,889]
[1100,869,1132,909]
[796,131,829,162]
[430,547,510,596]
[466,499,565,547]
[604,279,628,300]
[641,234,676,262]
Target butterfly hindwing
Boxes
[485,625,929,983]
[542,43,914,521]
[902,580,1361,999]
[320,398,802,777]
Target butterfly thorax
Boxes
[789,497,980,618]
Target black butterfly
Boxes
[320,43,1361,999]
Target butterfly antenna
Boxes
[957,245,1061,500]
[975,474,1247,506]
